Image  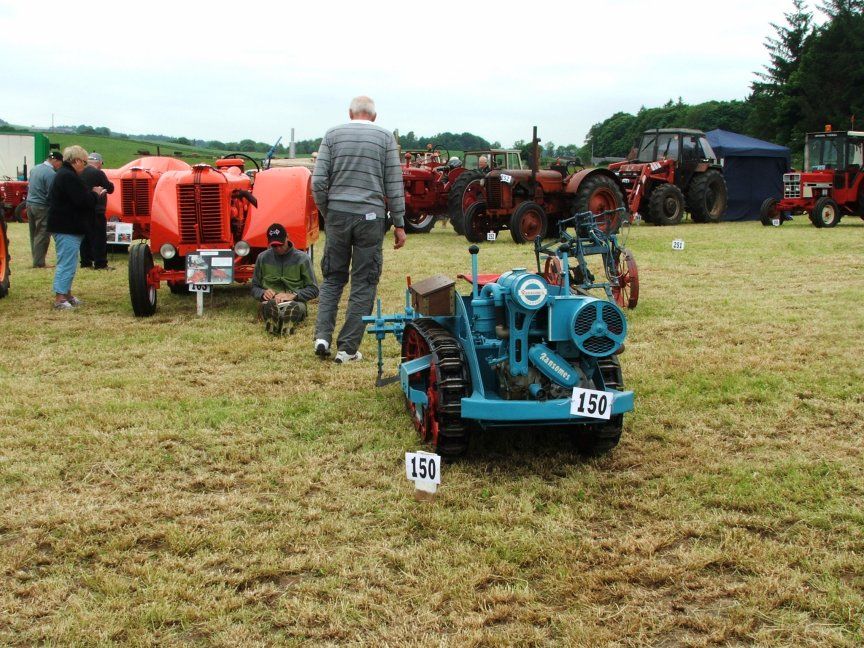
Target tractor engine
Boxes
[470,268,626,402]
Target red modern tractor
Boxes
[760,129,864,228]
[608,128,727,225]
[105,156,192,239]
[1,181,28,222]
[128,155,319,316]
[461,128,628,244]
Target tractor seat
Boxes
[457,273,501,287]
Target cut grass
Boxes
[0,217,862,646]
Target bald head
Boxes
[349,95,377,122]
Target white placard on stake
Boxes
[672,239,685,251]
[405,451,441,494]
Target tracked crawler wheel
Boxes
[401,319,472,458]
[611,247,639,309]
[574,355,625,456]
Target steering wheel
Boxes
[220,152,261,173]
[426,143,450,166]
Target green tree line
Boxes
[585,0,864,159]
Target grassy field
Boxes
[0,217,862,646]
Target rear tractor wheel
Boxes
[810,196,840,228]
[401,319,472,458]
[129,242,158,317]
[509,201,548,244]
[648,183,685,226]
[573,174,626,233]
[687,170,727,223]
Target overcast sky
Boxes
[1,0,812,150]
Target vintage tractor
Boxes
[127,155,319,316]
[608,128,727,225]
[760,129,864,228]
[1,181,28,222]
[363,243,634,458]
[447,149,524,235]
[401,144,460,234]
[462,129,628,244]
[0,217,9,298]
[105,156,192,239]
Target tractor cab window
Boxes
[492,153,507,169]
[682,135,699,160]
[636,135,657,161]
[463,154,479,170]
[699,137,717,162]
[808,136,843,170]
[847,139,863,168]
[657,134,679,160]
[507,153,523,169]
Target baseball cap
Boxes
[49,151,63,161]
[267,223,288,246]
[87,152,103,163]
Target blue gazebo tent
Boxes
[705,129,791,220]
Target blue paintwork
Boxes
[461,388,634,422]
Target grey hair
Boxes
[349,96,376,117]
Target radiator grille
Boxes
[783,173,801,199]
[485,177,502,209]
[177,184,224,244]
[121,179,151,217]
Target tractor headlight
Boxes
[234,240,251,257]
[159,243,176,260]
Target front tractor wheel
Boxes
[573,174,626,233]
[401,319,471,458]
[810,197,840,228]
[509,201,548,244]
[687,170,727,223]
[128,243,158,317]
[463,201,492,243]
[648,184,685,226]
[760,197,782,226]
[611,247,639,309]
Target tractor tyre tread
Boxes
[448,170,484,236]
[129,242,157,317]
[648,183,686,226]
[687,169,727,223]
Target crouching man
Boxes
[251,223,319,335]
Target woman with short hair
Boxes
[46,145,106,309]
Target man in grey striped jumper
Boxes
[311,96,407,363]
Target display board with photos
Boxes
[185,250,234,285]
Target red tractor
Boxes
[128,155,319,316]
[447,149,524,235]
[1,181,28,222]
[401,145,460,233]
[760,129,864,228]
[608,128,727,225]
[105,156,192,239]
[462,129,628,244]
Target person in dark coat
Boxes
[79,152,115,270]
[47,146,107,309]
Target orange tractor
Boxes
[128,155,318,316]
[461,128,628,243]
[608,128,727,225]
[0,217,9,298]
[105,156,192,239]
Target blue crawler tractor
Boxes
[364,219,634,458]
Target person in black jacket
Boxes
[79,152,115,270]
[47,146,107,309]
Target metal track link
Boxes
[406,319,472,458]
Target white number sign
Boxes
[672,239,685,251]
[405,451,441,493]
[570,387,612,420]
[500,173,512,184]
[189,284,211,293]
[486,231,497,241]
[771,218,780,227]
